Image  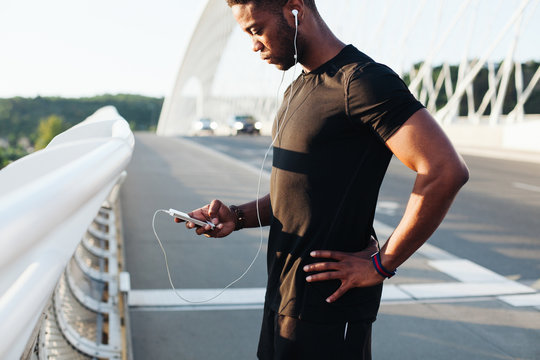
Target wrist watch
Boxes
[229,205,245,231]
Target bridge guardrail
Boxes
[0,106,134,360]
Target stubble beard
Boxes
[271,15,298,71]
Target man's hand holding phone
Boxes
[173,200,236,238]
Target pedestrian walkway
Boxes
[121,133,540,360]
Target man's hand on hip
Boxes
[304,238,384,303]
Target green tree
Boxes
[0,146,27,169]
[34,115,66,150]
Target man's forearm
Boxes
[381,108,469,272]
[379,168,468,271]
[234,194,271,229]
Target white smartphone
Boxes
[168,208,215,229]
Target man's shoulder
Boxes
[337,46,397,80]
[333,45,372,72]
[340,45,373,64]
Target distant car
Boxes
[192,117,217,136]
[228,115,262,135]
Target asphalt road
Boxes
[123,133,540,359]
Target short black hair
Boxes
[226,0,317,11]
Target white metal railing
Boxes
[0,106,134,360]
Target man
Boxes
[180,0,469,358]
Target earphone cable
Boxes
[152,20,300,304]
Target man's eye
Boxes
[252,29,261,35]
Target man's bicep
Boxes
[385,108,464,174]
[346,65,423,141]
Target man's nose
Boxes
[252,38,263,52]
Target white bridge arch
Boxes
[157,0,540,139]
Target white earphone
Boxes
[291,9,298,61]
[292,9,299,27]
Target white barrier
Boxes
[0,106,134,360]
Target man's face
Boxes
[232,3,297,71]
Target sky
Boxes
[1,0,206,98]
[1,0,539,99]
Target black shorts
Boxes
[257,305,373,360]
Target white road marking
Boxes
[498,293,540,307]
[129,288,265,307]
[428,259,512,283]
[400,282,534,300]
[416,243,458,260]
[129,281,536,309]
[512,182,540,193]
[130,304,265,312]
[381,285,413,301]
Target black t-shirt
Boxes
[267,45,424,322]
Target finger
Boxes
[310,250,347,260]
[305,270,340,283]
[326,284,350,303]
[303,262,340,273]
[189,205,210,221]
[174,217,184,223]
[213,222,234,238]
[207,200,223,220]
[203,222,224,237]
[195,224,212,235]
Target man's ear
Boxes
[285,0,304,26]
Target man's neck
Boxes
[299,20,346,73]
